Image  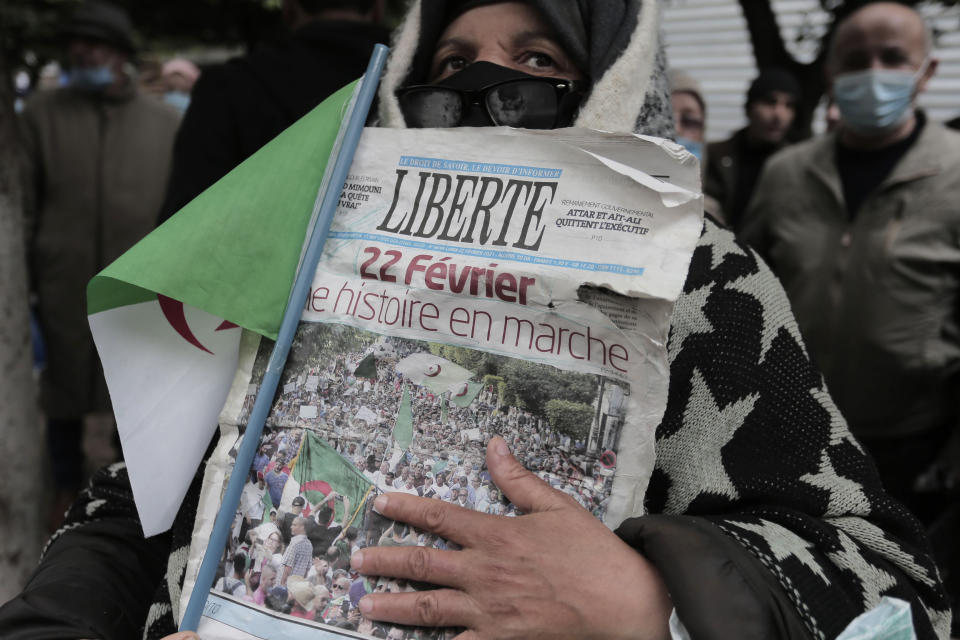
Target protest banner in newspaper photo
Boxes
[179,126,703,640]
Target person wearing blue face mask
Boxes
[19,0,181,529]
[744,5,960,633]
[667,69,706,163]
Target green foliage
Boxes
[497,380,508,405]
[2,0,409,87]
[497,359,597,416]
[277,323,377,381]
[480,374,503,387]
[544,399,594,439]
[481,374,505,404]
[422,345,597,416]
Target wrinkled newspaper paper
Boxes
[181,127,703,639]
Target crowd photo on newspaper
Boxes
[217,322,626,637]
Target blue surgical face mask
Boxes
[832,65,924,134]
[68,65,115,92]
[675,136,703,161]
[163,90,191,112]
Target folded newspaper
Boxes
[181,126,703,639]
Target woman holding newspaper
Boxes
[321,2,947,639]
[0,1,949,640]
[323,2,946,638]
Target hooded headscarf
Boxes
[377,0,674,138]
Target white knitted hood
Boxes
[376,0,675,138]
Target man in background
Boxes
[20,1,180,525]
[705,68,799,230]
[742,5,958,631]
[157,0,389,222]
[281,517,314,585]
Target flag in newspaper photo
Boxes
[394,384,414,451]
[86,81,360,536]
[395,352,474,395]
[282,431,374,523]
[449,381,483,408]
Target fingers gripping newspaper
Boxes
[181,127,703,640]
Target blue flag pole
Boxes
[179,43,389,632]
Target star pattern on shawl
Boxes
[667,283,713,365]
[709,237,748,272]
[800,450,871,517]
[833,517,939,590]
[84,498,107,517]
[659,368,758,513]
[725,267,807,361]
[829,531,898,609]
[809,388,863,453]
[728,519,829,583]
[167,544,188,622]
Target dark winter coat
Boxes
[157,19,391,223]
[20,84,180,418]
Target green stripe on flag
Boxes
[86,278,157,315]
[353,353,377,379]
[394,384,413,451]
[86,81,359,339]
[294,431,373,522]
[450,381,483,408]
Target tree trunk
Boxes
[0,51,45,602]
[737,0,830,140]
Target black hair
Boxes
[296,0,377,15]
[316,504,334,524]
[233,552,248,576]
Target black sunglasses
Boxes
[397,76,587,129]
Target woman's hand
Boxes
[351,437,672,639]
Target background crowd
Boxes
[0,0,957,634]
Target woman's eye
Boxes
[521,52,556,70]
[436,55,469,77]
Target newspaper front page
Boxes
[181,127,703,639]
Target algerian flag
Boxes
[87,81,360,536]
[394,384,413,451]
[261,489,273,517]
[281,431,374,523]
[353,352,377,379]
[431,458,448,476]
[395,353,474,396]
[448,381,483,408]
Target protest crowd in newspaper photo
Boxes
[213,324,625,638]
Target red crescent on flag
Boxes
[158,294,213,354]
[300,480,335,522]
[301,480,333,495]
[454,382,469,397]
[425,364,441,377]
[157,295,239,354]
